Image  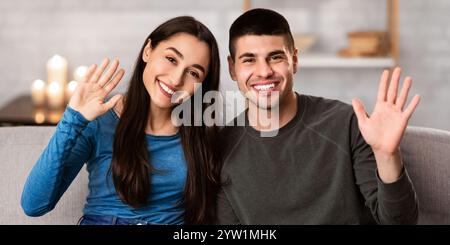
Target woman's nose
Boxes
[170,67,184,87]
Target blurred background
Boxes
[0,0,448,130]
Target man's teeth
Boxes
[159,81,175,95]
[253,83,275,91]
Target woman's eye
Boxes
[166,56,176,64]
[189,70,200,79]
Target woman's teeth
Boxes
[253,83,275,91]
[159,81,175,95]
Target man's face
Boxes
[228,35,298,109]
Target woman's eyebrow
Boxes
[166,47,184,59]
[192,64,206,74]
[166,47,206,74]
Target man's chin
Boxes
[248,94,281,110]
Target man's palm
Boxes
[352,67,420,155]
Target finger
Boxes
[352,98,368,125]
[89,58,110,83]
[104,94,123,110]
[395,76,412,110]
[98,58,119,87]
[387,67,401,104]
[403,94,421,120]
[81,64,97,83]
[103,69,125,95]
[377,69,389,102]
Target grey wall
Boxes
[0,0,449,130]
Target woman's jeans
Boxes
[78,214,164,225]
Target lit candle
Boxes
[33,108,45,124]
[66,80,78,99]
[48,109,63,124]
[73,66,88,82]
[31,79,46,106]
[46,81,65,108]
[46,54,68,91]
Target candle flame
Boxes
[48,54,67,68]
[68,80,78,92]
[48,81,61,94]
[32,79,45,90]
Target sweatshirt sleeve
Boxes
[21,106,95,217]
[350,114,419,224]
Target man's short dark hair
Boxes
[229,8,295,61]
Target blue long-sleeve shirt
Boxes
[21,107,187,224]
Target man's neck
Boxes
[248,91,298,132]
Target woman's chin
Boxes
[150,95,176,110]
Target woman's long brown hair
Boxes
[111,16,221,224]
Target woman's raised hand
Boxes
[68,58,125,121]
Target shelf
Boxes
[298,54,395,68]
[243,0,399,67]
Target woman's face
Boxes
[142,33,210,110]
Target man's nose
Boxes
[255,60,274,78]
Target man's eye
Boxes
[166,56,177,64]
[243,59,254,63]
[270,55,283,61]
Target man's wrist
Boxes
[374,149,403,183]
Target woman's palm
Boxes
[68,58,125,121]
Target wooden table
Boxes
[0,95,65,126]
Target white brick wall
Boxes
[0,0,449,130]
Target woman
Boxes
[21,16,221,225]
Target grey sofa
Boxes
[0,126,449,224]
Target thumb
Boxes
[104,94,122,110]
[352,98,368,124]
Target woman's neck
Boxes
[146,103,178,136]
[113,96,178,136]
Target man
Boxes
[216,8,420,224]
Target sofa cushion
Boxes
[0,126,449,224]
[0,126,88,225]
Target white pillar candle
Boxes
[46,54,68,91]
[31,79,46,106]
[46,81,65,108]
[73,66,88,82]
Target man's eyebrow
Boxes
[238,50,287,60]
[238,52,255,59]
[268,50,286,57]
[166,47,184,59]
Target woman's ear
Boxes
[142,39,152,62]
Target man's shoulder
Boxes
[301,94,355,123]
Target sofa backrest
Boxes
[400,126,450,224]
[0,126,449,224]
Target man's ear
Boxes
[227,55,237,81]
[292,48,299,74]
[142,39,152,62]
